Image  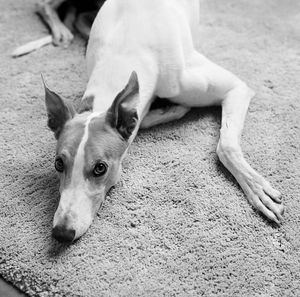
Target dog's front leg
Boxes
[36,0,74,47]
[184,53,285,223]
[140,105,190,129]
[216,82,284,223]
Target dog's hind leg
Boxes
[140,105,190,129]
[176,52,284,223]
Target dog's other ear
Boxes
[42,77,75,139]
[106,71,139,140]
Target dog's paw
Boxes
[140,105,189,129]
[52,24,74,48]
[239,173,284,224]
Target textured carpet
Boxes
[1,0,300,296]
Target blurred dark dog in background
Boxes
[36,0,106,46]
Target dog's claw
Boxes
[263,183,282,203]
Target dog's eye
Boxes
[55,157,64,172]
[93,162,107,177]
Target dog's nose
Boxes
[52,225,75,243]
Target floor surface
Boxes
[1,0,299,296]
[0,278,27,297]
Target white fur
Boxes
[83,0,200,117]
[72,112,101,186]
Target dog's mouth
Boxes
[52,188,107,243]
[52,212,94,243]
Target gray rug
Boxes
[1,0,300,296]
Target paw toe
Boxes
[263,183,282,203]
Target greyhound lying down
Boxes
[36,0,283,242]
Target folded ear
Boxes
[42,77,75,139]
[106,71,139,140]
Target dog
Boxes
[36,0,104,46]
[12,0,103,57]
[43,0,284,243]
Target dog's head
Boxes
[43,72,139,243]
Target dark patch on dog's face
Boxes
[84,114,128,193]
[55,113,88,189]
[78,95,94,114]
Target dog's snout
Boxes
[52,225,75,243]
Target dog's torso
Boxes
[83,0,215,118]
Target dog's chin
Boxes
[73,215,94,241]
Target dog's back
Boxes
[87,0,200,98]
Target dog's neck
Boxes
[82,51,158,126]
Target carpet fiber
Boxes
[1,0,299,296]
